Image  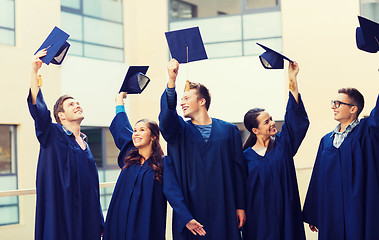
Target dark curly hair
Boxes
[123,119,164,183]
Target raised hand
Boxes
[167,58,179,88]
[115,92,127,106]
[32,49,47,73]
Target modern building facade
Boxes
[0,0,377,239]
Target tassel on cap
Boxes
[184,80,190,92]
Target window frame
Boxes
[61,0,125,62]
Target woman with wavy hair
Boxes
[103,92,205,240]
[242,62,309,240]
[103,92,167,240]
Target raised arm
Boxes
[159,59,186,143]
[109,92,134,167]
[288,61,299,103]
[278,62,310,156]
[28,49,55,147]
[30,49,47,104]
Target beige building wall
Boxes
[0,0,377,240]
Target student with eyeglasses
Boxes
[303,87,379,240]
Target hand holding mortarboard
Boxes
[35,26,70,65]
[32,49,47,74]
[165,27,208,90]
[119,66,150,94]
[256,43,293,69]
[115,92,127,106]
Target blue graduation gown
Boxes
[302,94,379,240]
[242,93,309,240]
[103,111,167,240]
[159,90,246,240]
[27,90,103,240]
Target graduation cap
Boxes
[165,27,208,91]
[256,43,293,69]
[356,16,379,53]
[119,66,150,94]
[165,27,208,64]
[35,26,71,65]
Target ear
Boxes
[58,112,66,122]
[199,98,206,107]
[252,128,259,135]
[350,106,358,115]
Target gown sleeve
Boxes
[367,94,379,137]
[27,89,54,148]
[109,110,135,168]
[232,125,247,210]
[163,156,194,233]
[278,92,310,157]
[159,89,186,143]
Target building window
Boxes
[0,125,19,226]
[360,0,379,22]
[168,0,282,59]
[81,126,120,211]
[0,0,15,46]
[61,0,124,62]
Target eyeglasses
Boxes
[331,100,355,108]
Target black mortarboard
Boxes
[119,66,150,94]
[165,27,208,64]
[356,16,379,53]
[256,43,293,69]
[35,26,71,65]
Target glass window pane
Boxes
[361,1,379,22]
[66,40,84,56]
[61,0,81,9]
[205,42,242,58]
[170,0,240,20]
[0,0,15,28]
[243,11,282,40]
[0,175,17,191]
[83,17,123,48]
[170,15,242,43]
[105,130,119,168]
[61,12,83,41]
[83,0,123,23]
[84,43,124,62]
[0,195,17,205]
[0,28,14,46]
[246,0,278,9]
[82,128,103,168]
[243,38,282,55]
[0,204,19,225]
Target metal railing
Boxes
[0,182,116,198]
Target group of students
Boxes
[29,49,378,240]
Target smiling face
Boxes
[180,89,204,118]
[58,98,84,123]
[331,93,357,124]
[253,111,277,138]
[132,121,154,149]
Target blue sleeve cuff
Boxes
[166,86,177,110]
[116,105,125,114]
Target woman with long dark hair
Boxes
[242,62,309,240]
[103,92,205,240]
[102,92,166,240]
